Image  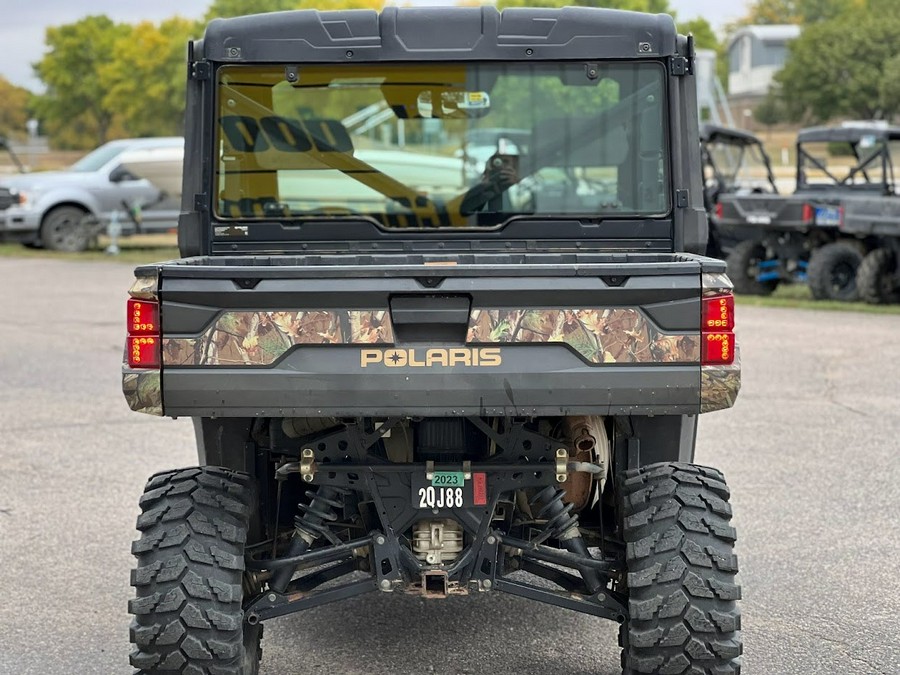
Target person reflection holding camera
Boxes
[460,152,521,216]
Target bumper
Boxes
[153,345,706,417]
[0,207,41,236]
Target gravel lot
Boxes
[0,257,897,674]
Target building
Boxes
[726,24,801,98]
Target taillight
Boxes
[714,202,724,219]
[702,294,734,331]
[702,294,735,365]
[802,203,813,223]
[127,298,160,368]
[127,298,159,335]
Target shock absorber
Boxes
[530,486,603,594]
[269,486,346,593]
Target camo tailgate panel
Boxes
[467,309,700,364]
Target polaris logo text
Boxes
[360,348,501,368]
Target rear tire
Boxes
[39,205,91,252]
[726,240,778,296]
[807,242,863,301]
[129,467,262,674]
[857,248,900,305]
[619,462,741,674]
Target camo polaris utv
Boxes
[124,7,742,674]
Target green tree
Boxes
[205,0,299,20]
[33,16,130,148]
[496,0,671,12]
[0,77,32,138]
[879,53,900,121]
[678,17,717,50]
[754,87,784,137]
[205,0,382,20]
[735,0,860,25]
[100,18,198,138]
[774,8,900,121]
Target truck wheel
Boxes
[857,248,900,305]
[129,467,262,674]
[40,205,91,252]
[619,463,741,675]
[726,240,778,295]
[807,242,863,301]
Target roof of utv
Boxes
[798,123,900,144]
[200,5,679,63]
[700,124,763,146]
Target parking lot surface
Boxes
[0,257,898,674]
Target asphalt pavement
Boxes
[0,257,898,675]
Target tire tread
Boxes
[620,462,741,675]
[129,467,257,674]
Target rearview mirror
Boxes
[415,90,491,119]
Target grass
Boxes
[0,234,179,265]
[735,282,900,314]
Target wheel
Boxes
[39,205,92,252]
[857,248,900,305]
[725,240,778,296]
[806,242,863,301]
[618,463,741,674]
[129,467,262,674]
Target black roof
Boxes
[700,124,763,146]
[200,6,678,63]
[798,124,900,143]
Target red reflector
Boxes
[802,203,813,223]
[128,336,160,368]
[702,294,735,331]
[714,202,723,219]
[127,298,159,336]
[702,332,735,365]
[473,472,487,506]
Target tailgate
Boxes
[123,253,738,418]
[718,193,810,230]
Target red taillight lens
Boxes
[702,332,735,365]
[127,298,160,368]
[127,299,159,335]
[802,203,813,223]
[701,293,735,365]
[715,202,723,219]
[702,294,734,331]
[128,336,160,368]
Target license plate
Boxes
[815,206,841,226]
[746,213,772,225]
[411,471,488,509]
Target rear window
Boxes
[214,61,669,229]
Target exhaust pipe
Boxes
[561,416,609,510]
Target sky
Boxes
[0,0,749,95]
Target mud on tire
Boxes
[129,467,262,674]
[619,463,741,675]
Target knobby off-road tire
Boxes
[807,242,863,301]
[857,248,900,305]
[726,240,778,296]
[129,467,262,674]
[619,463,741,675]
